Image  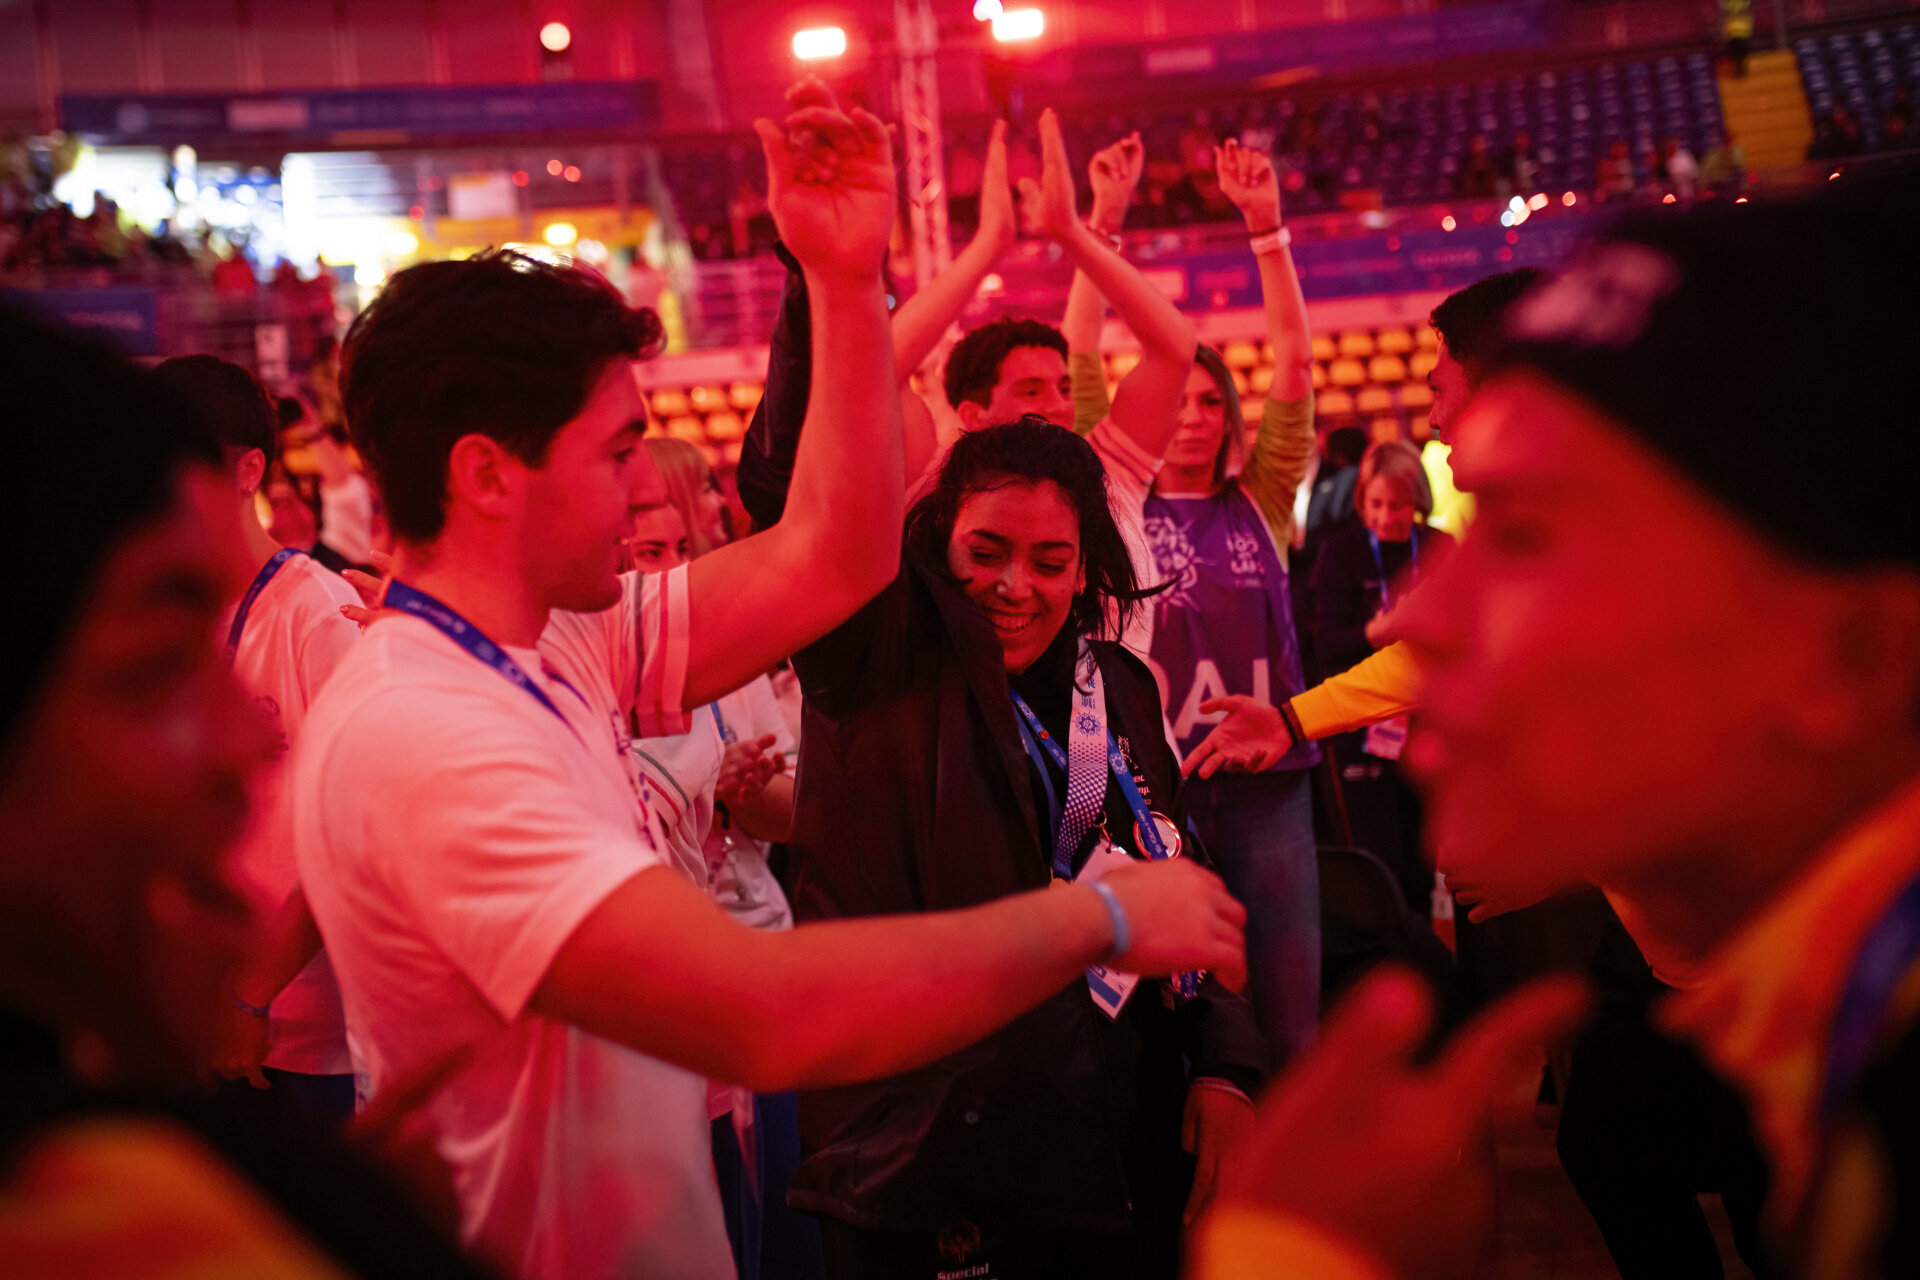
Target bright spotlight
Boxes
[992,8,1044,40]
[1441,215,1457,231]
[544,221,578,246]
[1527,192,1548,210]
[1562,190,1577,206]
[386,231,419,256]
[539,22,572,53]
[793,27,847,60]
[973,0,1003,18]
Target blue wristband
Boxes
[1090,881,1130,965]
[229,992,270,1019]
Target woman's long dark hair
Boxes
[906,415,1160,643]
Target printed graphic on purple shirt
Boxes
[1143,485,1320,771]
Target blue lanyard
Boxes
[225,547,301,664]
[1820,868,1920,1122]
[1367,529,1419,610]
[383,580,587,737]
[1009,691,1173,870]
[709,702,733,745]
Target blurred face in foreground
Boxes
[0,467,266,1080]
[1398,371,1920,917]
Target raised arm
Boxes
[1218,140,1317,540]
[1024,109,1196,459]
[535,854,1247,1092]
[1063,132,1142,435]
[678,82,905,706]
[892,120,1017,382]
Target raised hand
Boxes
[1214,138,1283,231]
[753,77,896,286]
[1017,108,1083,243]
[1210,969,1588,1279]
[1094,856,1247,992]
[974,119,1018,255]
[1087,131,1144,235]
[714,734,784,809]
[1181,695,1296,779]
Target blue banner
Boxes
[63,80,661,145]
[1,287,160,356]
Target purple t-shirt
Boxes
[1143,483,1319,771]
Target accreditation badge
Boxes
[1077,836,1142,1019]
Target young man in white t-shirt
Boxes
[292,84,1247,1280]
[151,356,362,1121]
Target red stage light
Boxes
[540,22,572,53]
[563,165,582,183]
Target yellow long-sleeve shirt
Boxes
[1289,641,1422,741]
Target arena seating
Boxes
[646,323,1440,469]
[1796,23,1920,149]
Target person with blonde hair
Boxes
[1310,438,1454,912]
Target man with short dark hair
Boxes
[293,86,1243,1279]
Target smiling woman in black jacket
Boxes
[740,266,1266,1280]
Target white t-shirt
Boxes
[636,673,795,934]
[224,550,360,1074]
[292,566,732,1280]
[1088,416,1166,656]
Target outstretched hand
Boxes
[1210,969,1588,1279]
[753,77,896,286]
[1017,108,1083,242]
[1095,857,1248,993]
[1181,695,1295,778]
[1214,138,1283,231]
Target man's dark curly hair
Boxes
[341,249,665,542]
[907,415,1158,644]
[1429,267,1550,374]
[151,355,279,469]
[942,317,1069,411]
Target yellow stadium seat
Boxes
[1409,350,1439,380]
[1311,335,1337,363]
[1248,365,1274,394]
[1356,386,1395,414]
[651,389,691,417]
[1399,382,1433,409]
[1338,331,1375,359]
[1231,369,1250,396]
[1376,327,1413,354]
[1329,357,1366,387]
[718,440,743,467]
[1408,412,1430,438]
[1222,341,1261,370]
[664,415,705,442]
[1318,389,1355,415]
[704,410,746,441]
[1415,324,1440,349]
[1310,363,1327,391]
[728,382,763,411]
[698,443,723,470]
[1369,417,1401,444]
[1108,351,1141,379]
[689,385,727,414]
[1368,354,1408,383]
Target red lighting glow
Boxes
[563,165,582,183]
[1441,215,1457,231]
[539,22,572,53]
[547,159,564,176]
[512,170,530,186]
[409,204,425,220]
[1562,191,1577,206]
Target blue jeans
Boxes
[1183,769,1318,1063]
[713,1091,824,1280]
